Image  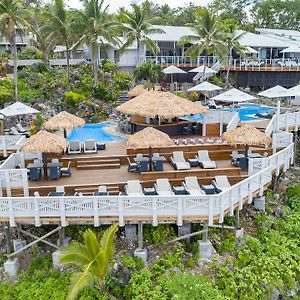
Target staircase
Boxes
[117,90,130,105]
[76,157,121,170]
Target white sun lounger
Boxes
[124,180,144,196]
[183,176,205,195]
[154,178,174,195]
[171,151,190,170]
[196,150,217,169]
[10,127,21,135]
[212,175,231,193]
[15,123,28,133]
[83,139,97,153]
[68,140,81,154]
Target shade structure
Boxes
[127,127,173,171]
[257,85,288,98]
[285,85,300,97]
[189,66,217,74]
[163,65,186,75]
[187,81,222,92]
[245,46,258,54]
[0,101,40,117]
[210,88,256,103]
[117,91,207,119]
[20,130,67,177]
[44,111,85,137]
[224,124,271,147]
[128,85,147,98]
[280,46,300,53]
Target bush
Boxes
[133,61,165,84]
[0,87,13,106]
[175,91,187,98]
[17,46,42,60]
[19,89,42,102]
[188,91,199,101]
[144,224,176,244]
[121,255,144,271]
[65,91,85,108]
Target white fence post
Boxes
[93,197,99,227]
[34,197,41,226]
[177,197,183,226]
[5,170,11,197]
[118,198,124,226]
[208,196,213,226]
[152,197,158,226]
[59,198,67,227]
[8,198,16,227]
[22,169,29,197]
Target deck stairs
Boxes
[117,90,130,105]
[76,157,121,170]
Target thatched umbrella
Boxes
[44,111,85,138]
[117,91,207,119]
[20,130,67,177]
[223,124,271,156]
[127,127,173,171]
[128,85,147,98]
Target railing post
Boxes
[22,169,29,197]
[152,197,158,226]
[59,198,67,227]
[3,136,7,158]
[5,170,11,197]
[259,172,264,196]
[276,156,280,176]
[208,196,213,226]
[93,197,99,227]
[34,197,41,226]
[285,113,289,132]
[248,180,253,204]
[239,184,243,210]
[230,190,234,216]
[118,197,124,226]
[177,197,183,226]
[218,194,224,223]
[8,197,16,227]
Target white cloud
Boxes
[66,0,213,12]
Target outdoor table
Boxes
[201,185,216,195]
[47,192,65,197]
[27,163,43,169]
[172,186,187,195]
[134,157,149,162]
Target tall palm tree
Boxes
[60,224,118,300]
[179,9,224,80]
[42,0,70,83]
[70,0,121,84]
[119,4,164,65]
[0,0,29,101]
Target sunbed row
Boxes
[67,140,105,154]
[9,124,29,136]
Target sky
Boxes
[66,0,213,12]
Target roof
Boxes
[147,25,194,42]
[256,28,300,38]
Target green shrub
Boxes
[0,87,13,105]
[144,224,176,244]
[19,89,42,102]
[175,91,187,98]
[121,254,144,271]
[65,91,85,108]
[216,231,236,255]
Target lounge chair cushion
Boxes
[175,162,190,170]
[199,160,217,169]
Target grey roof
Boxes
[147,25,194,42]
[256,28,300,38]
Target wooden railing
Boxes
[0,143,294,228]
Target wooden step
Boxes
[77,159,120,166]
[77,163,120,170]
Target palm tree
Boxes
[42,0,70,83]
[60,224,118,300]
[179,9,224,80]
[70,0,121,84]
[119,4,164,66]
[0,0,30,101]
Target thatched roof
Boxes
[44,111,85,131]
[127,127,173,149]
[20,130,67,154]
[223,124,271,147]
[117,91,207,118]
[128,85,147,98]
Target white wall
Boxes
[118,49,139,67]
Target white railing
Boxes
[0,143,294,228]
[0,135,26,157]
[8,59,88,67]
[142,56,300,70]
[265,111,300,136]
[248,143,294,175]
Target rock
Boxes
[274,208,283,218]
[171,267,182,274]
[288,289,296,297]
[271,288,281,300]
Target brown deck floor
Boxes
[29,159,237,188]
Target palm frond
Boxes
[84,229,101,259]
[67,271,94,300]
[59,243,91,266]
[100,224,118,259]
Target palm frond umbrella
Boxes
[223,124,271,156]
[117,91,207,119]
[44,111,85,138]
[20,130,67,177]
[127,127,173,171]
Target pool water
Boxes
[184,103,272,122]
[67,123,122,142]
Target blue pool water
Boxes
[67,123,122,142]
[184,103,272,122]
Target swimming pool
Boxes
[67,123,122,142]
[184,103,272,122]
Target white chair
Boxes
[68,140,81,154]
[124,180,144,196]
[56,186,65,193]
[15,123,28,133]
[212,176,231,193]
[97,185,108,195]
[196,150,217,169]
[52,158,59,163]
[154,178,174,195]
[183,176,205,195]
[10,127,21,135]
[34,191,40,197]
[83,140,97,153]
[208,100,222,109]
[171,151,190,170]
[60,161,71,176]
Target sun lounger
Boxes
[196,150,217,169]
[170,151,190,170]
[183,123,192,134]
[94,185,108,196]
[83,139,97,154]
[68,140,81,154]
[124,180,144,196]
[56,186,65,193]
[10,127,21,135]
[15,123,28,134]
[154,178,174,195]
[208,100,222,109]
[127,157,137,172]
[212,175,231,193]
[60,161,71,176]
[183,176,205,195]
